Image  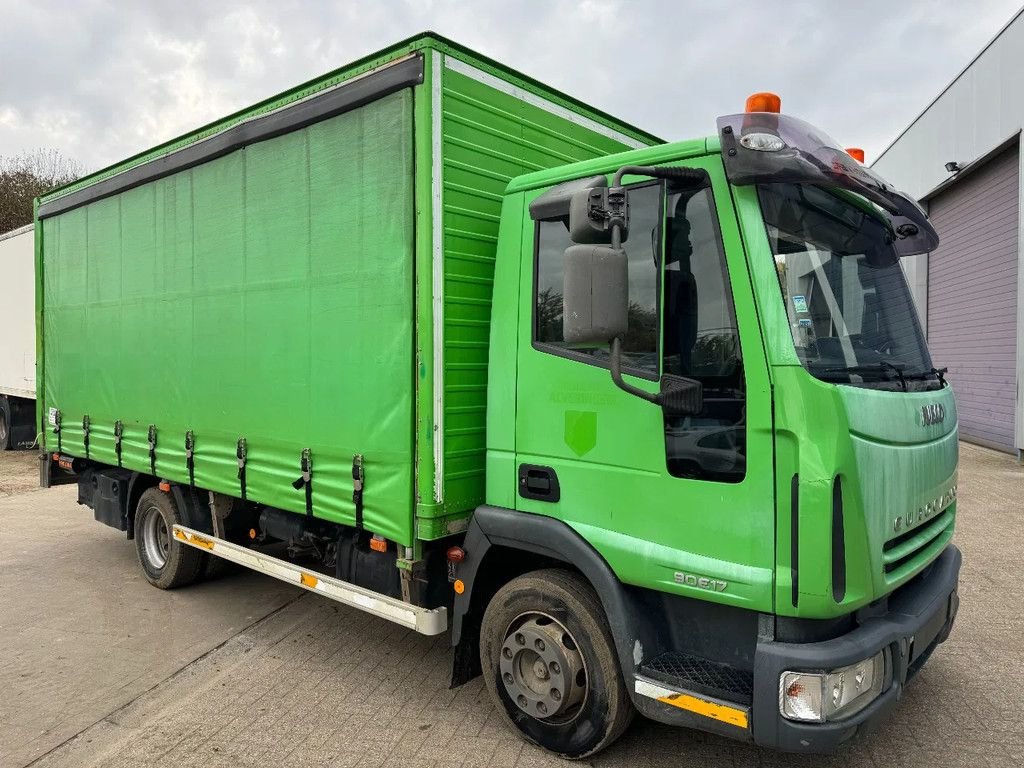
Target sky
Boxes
[1,0,1022,175]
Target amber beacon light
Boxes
[745,92,782,114]
[740,92,785,152]
[846,147,865,163]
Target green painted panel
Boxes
[41,91,417,545]
[431,61,656,532]
[508,155,778,613]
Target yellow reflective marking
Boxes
[657,693,749,728]
[300,572,319,588]
[174,528,214,550]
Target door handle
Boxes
[518,464,560,503]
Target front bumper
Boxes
[751,543,961,752]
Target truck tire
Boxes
[479,568,634,759]
[134,488,204,589]
[200,552,236,581]
[0,397,10,451]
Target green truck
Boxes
[36,34,960,758]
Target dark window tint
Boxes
[534,183,661,375]
[663,185,745,482]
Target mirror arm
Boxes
[612,164,709,188]
[607,215,657,405]
[609,337,661,405]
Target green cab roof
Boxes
[505,135,718,195]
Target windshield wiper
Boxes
[900,367,948,386]
[821,361,907,390]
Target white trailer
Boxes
[0,224,37,449]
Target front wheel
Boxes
[479,569,634,759]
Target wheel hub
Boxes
[499,614,587,722]
[141,506,170,570]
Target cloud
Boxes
[0,0,1020,171]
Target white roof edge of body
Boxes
[872,6,1024,168]
[0,223,34,242]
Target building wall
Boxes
[872,9,1024,453]
[926,143,1019,451]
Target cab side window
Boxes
[663,185,746,482]
[534,183,661,376]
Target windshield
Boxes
[758,183,940,390]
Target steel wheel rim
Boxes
[0,412,7,443]
[499,611,588,724]
[141,505,169,570]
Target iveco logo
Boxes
[921,403,945,426]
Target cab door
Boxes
[513,156,776,612]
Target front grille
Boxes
[640,652,754,705]
[883,507,955,582]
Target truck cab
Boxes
[451,95,959,755]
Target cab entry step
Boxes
[639,651,754,705]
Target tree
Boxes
[0,149,85,233]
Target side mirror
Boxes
[568,186,630,244]
[562,244,628,345]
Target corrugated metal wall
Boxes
[437,58,650,515]
[927,142,1019,451]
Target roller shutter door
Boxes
[927,142,1019,452]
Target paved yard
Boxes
[1,443,1021,767]
[0,450,42,497]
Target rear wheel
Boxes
[0,397,11,451]
[134,488,204,589]
[480,569,634,759]
[199,552,236,581]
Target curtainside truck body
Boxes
[38,34,960,758]
[0,224,37,449]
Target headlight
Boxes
[779,651,885,722]
[739,132,786,152]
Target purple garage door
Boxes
[927,141,1019,452]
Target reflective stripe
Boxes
[634,676,750,729]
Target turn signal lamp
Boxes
[745,92,781,114]
[780,652,885,722]
[846,147,865,163]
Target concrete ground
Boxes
[0,443,1021,767]
[0,452,300,767]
